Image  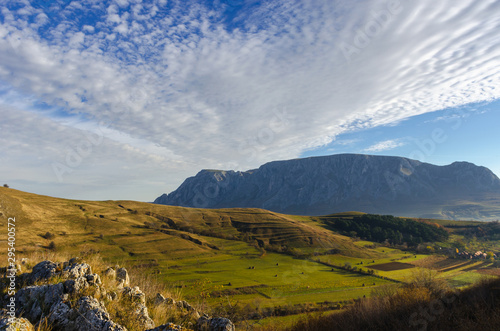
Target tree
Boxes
[3,184,8,188]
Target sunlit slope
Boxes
[0,187,372,262]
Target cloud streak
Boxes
[364,139,406,153]
[0,0,499,199]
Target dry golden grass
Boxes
[0,187,368,262]
[291,271,500,331]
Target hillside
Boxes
[155,154,500,220]
[0,186,371,263]
[3,187,500,329]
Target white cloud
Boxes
[0,0,499,199]
[363,139,406,153]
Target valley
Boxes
[1,187,500,329]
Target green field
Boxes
[1,187,499,329]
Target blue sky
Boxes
[0,0,499,201]
[304,100,500,176]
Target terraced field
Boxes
[1,187,499,327]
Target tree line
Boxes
[321,214,449,245]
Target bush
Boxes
[48,241,57,250]
[3,184,8,188]
[42,232,56,240]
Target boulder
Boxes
[68,257,82,265]
[154,293,175,306]
[0,317,34,331]
[176,300,194,311]
[73,296,127,331]
[146,323,183,331]
[64,276,90,294]
[106,291,118,301]
[116,268,130,287]
[15,283,64,321]
[196,316,235,331]
[134,304,155,329]
[86,273,102,285]
[63,263,92,279]
[104,267,116,279]
[29,261,59,283]
[48,301,75,330]
[122,286,145,305]
[154,293,166,305]
[49,296,127,331]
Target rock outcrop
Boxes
[12,259,130,331]
[155,154,500,220]
[48,296,126,331]
[0,316,34,331]
[4,258,233,331]
[196,316,235,331]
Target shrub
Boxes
[48,241,57,250]
[42,232,56,240]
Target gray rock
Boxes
[73,296,127,331]
[134,304,155,329]
[106,291,118,301]
[68,257,82,265]
[48,301,75,330]
[196,316,234,331]
[29,261,59,283]
[116,268,130,287]
[154,293,175,305]
[154,293,166,305]
[63,263,92,279]
[146,323,183,331]
[176,300,194,311]
[104,267,116,278]
[86,273,102,285]
[63,276,89,293]
[0,317,34,331]
[12,258,129,331]
[49,297,127,331]
[122,286,146,305]
[15,283,64,321]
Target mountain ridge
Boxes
[155,154,500,220]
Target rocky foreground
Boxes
[0,258,234,331]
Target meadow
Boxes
[1,187,499,329]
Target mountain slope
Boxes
[0,187,369,262]
[155,154,500,220]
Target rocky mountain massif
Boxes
[155,154,500,220]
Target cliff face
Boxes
[155,154,500,220]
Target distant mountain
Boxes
[155,154,500,220]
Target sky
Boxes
[0,0,499,201]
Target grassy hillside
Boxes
[1,187,499,329]
[0,187,370,259]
